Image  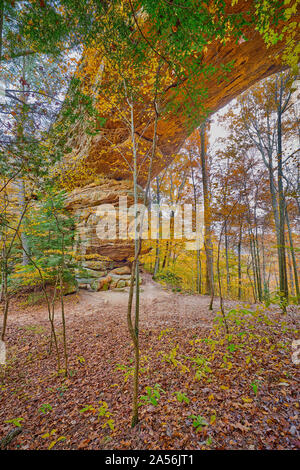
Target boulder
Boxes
[78,283,89,289]
[91,275,112,291]
[82,260,108,271]
[110,266,131,276]
[75,267,106,279]
[75,277,94,285]
[117,279,126,288]
[109,273,131,282]
[62,280,78,295]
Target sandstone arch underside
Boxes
[64,2,299,271]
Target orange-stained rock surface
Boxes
[64,2,299,186]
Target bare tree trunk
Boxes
[287,245,295,295]
[196,249,202,294]
[129,98,140,427]
[276,76,289,309]
[237,222,242,300]
[153,177,161,278]
[249,232,259,302]
[199,123,214,305]
[254,225,263,301]
[0,0,4,64]
[190,164,202,293]
[17,179,30,265]
[224,221,230,296]
[247,259,257,303]
[285,203,300,303]
[127,85,159,427]
[261,228,266,289]
[162,240,169,269]
[59,231,68,377]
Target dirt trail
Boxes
[7,272,250,331]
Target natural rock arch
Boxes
[64,9,299,185]
[63,3,299,268]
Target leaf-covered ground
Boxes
[0,275,299,450]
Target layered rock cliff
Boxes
[65,179,148,287]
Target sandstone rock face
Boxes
[65,179,140,210]
[66,179,149,273]
[86,270,140,291]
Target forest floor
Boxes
[0,273,299,450]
